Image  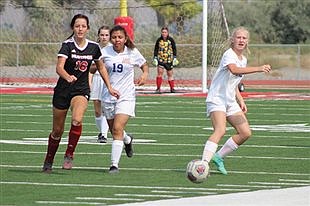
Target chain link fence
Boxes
[1,0,309,89]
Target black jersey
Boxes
[54,37,102,93]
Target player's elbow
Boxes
[89,65,97,74]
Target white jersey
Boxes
[101,45,146,103]
[90,43,112,101]
[93,43,112,76]
[206,48,247,106]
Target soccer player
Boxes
[42,14,119,173]
[89,25,111,143]
[101,25,149,173]
[152,26,179,93]
[202,27,271,175]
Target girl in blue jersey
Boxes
[42,14,119,173]
[202,27,271,175]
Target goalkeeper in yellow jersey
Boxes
[152,26,178,93]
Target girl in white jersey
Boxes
[202,27,271,175]
[101,25,149,173]
[89,25,111,143]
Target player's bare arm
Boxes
[136,62,149,86]
[89,63,97,74]
[228,63,271,75]
[235,87,247,113]
[56,56,77,83]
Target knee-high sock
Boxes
[44,133,60,163]
[123,131,131,144]
[111,140,124,167]
[202,140,218,163]
[168,80,175,90]
[217,137,239,158]
[65,124,82,158]
[156,77,162,89]
[101,115,109,135]
[95,116,102,133]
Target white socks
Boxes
[95,115,109,136]
[202,140,218,163]
[111,140,124,167]
[217,137,239,158]
[123,131,131,144]
[101,115,109,135]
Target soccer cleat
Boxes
[212,153,228,175]
[170,89,176,93]
[42,162,53,174]
[155,89,161,94]
[62,155,73,170]
[124,134,134,158]
[97,133,107,143]
[109,166,119,174]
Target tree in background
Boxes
[224,0,310,44]
[138,0,202,35]
[269,0,309,44]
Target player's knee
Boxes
[50,134,61,140]
[112,127,123,139]
[241,128,252,140]
[72,120,82,126]
[51,130,63,140]
[214,128,226,138]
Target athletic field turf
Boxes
[1,89,309,205]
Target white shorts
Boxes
[206,101,241,117]
[90,73,105,100]
[102,100,135,120]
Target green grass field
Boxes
[1,93,309,205]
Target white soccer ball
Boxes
[186,159,210,183]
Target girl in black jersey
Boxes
[42,14,119,173]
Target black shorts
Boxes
[52,86,90,110]
[158,62,173,71]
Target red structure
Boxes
[114,16,134,42]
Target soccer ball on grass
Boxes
[186,159,209,183]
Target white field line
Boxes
[1,165,309,177]
[279,179,310,183]
[114,194,180,198]
[1,150,309,160]
[76,197,144,201]
[150,190,217,195]
[0,181,250,192]
[35,201,106,205]
[4,111,306,116]
[1,130,309,140]
[0,139,309,149]
[249,181,310,186]
[216,184,281,189]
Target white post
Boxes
[202,0,208,93]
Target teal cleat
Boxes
[212,153,228,175]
